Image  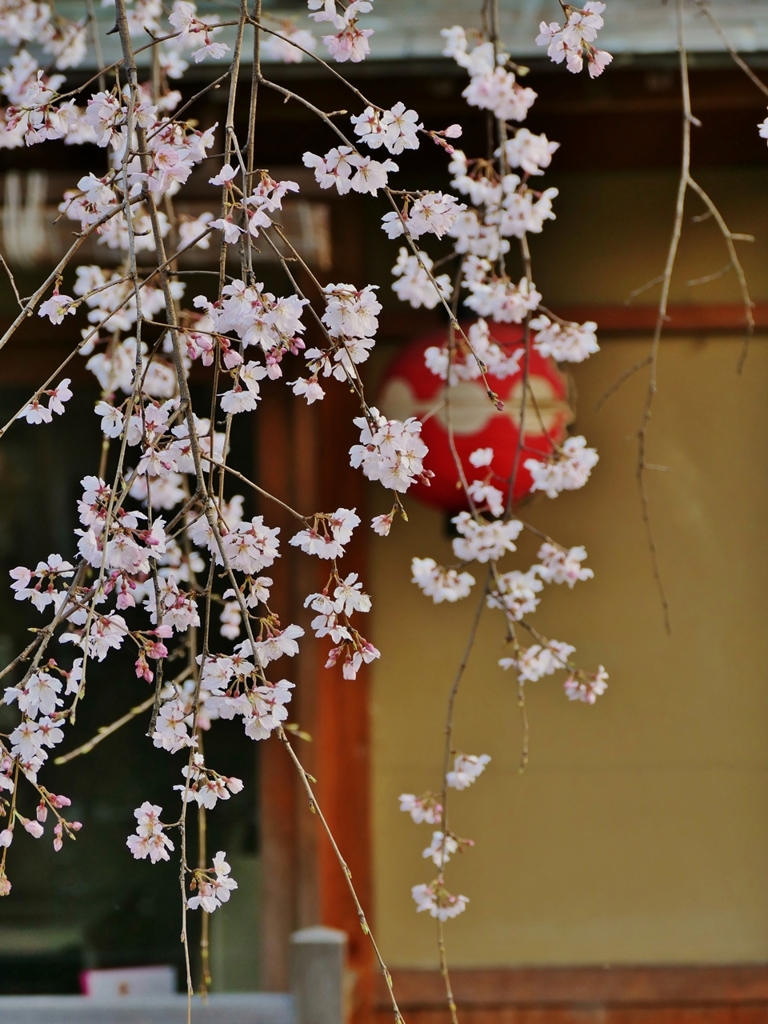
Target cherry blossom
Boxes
[536,2,613,78]
[525,436,599,498]
[530,314,599,363]
[17,399,52,425]
[290,508,360,560]
[371,512,393,537]
[94,401,124,438]
[352,102,422,154]
[23,819,44,839]
[499,640,576,683]
[38,291,76,325]
[503,128,560,176]
[422,831,459,867]
[412,881,469,920]
[238,679,295,741]
[411,558,475,604]
[0,0,615,950]
[246,624,304,667]
[564,666,609,704]
[446,753,490,790]
[462,264,542,323]
[310,0,374,62]
[535,543,594,587]
[176,755,244,809]
[192,39,230,64]
[188,851,238,912]
[469,447,494,468]
[487,570,543,620]
[47,379,72,416]
[5,671,62,719]
[424,320,523,382]
[291,377,325,404]
[126,802,175,864]
[303,148,397,195]
[382,192,465,241]
[262,23,317,63]
[168,1,198,41]
[391,248,452,309]
[451,511,523,563]
[349,409,428,492]
[399,792,443,825]
[152,698,192,753]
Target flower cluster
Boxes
[350,409,429,492]
[411,558,475,604]
[530,314,599,363]
[308,0,374,63]
[175,754,244,810]
[499,640,576,683]
[446,753,490,790]
[304,569,379,680]
[525,436,600,498]
[564,666,609,704]
[303,147,397,196]
[188,851,238,912]
[0,0,614,972]
[18,378,72,425]
[442,26,537,123]
[424,319,524,382]
[403,752,490,920]
[352,102,421,154]
[536,2,613,78]
[126,803,175,864]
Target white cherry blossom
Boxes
[446,753,490,790]
[126,802,175,864]
[411,558,475,604]
[412,881,469,921]
[536,543,594,587]
[564,666,609,703]
[525,436,599,498]
[399,792,442,825]
[530,315,599,363]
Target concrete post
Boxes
[290,926,347,1024]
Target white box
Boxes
[80,965,176,999]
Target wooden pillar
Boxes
[258,197,375,1018]
[257,383,301,992]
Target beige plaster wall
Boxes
[530,167,768,306]
[369,335,768,967]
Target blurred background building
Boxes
[0,2,767,1021]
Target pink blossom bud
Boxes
[225,776,244,794]
[50,794,71,809]
[444,124,462,138]
[23,820,44,839]
[0,874,11,895]
[135,656,153,683]
[71,821,83,831]
[147,641,168,660]
[223,349,242,370]
[36,802,48,823]
[153,624,173,638]
[0,829,13,848]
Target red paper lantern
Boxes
[378,322,573,511]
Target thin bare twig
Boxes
[692,0,768,98]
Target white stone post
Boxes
[290,926,347,1024]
